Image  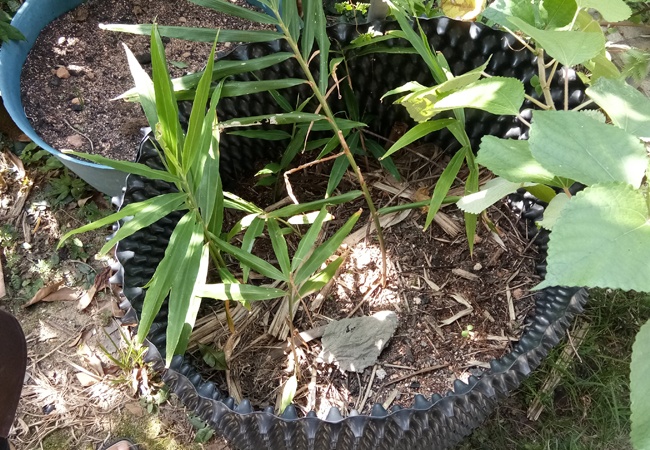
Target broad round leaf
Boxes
[529,110,647,188]
[537,183,650,291]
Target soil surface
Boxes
[21,0,269,162]
[185,147,539,417]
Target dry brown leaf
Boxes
[23,280,64,307]
[42,287,81,302]
[4,150,25,179]
[77,285,96,310]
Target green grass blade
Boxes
[151,25,183,161]
[383,119,456,159]
[241,216,265,283]
[136,211,195,344]
[267,218,291,275]
[199,283,287,302]
[100,24,282,43]
[100,192,187,255]
[463,147,479,255]
[280,127,309,170]
[165,217,205,364]
[62,150,181,183]
[424,149,464,230]
[313,1,329,94]
[365,139,401,180]
[281,0,301,42]
[214,237,287,282]
[301,0,316,61]
[183,37,218,173]
[121,43,157,129]
[291,207,329,273]
[267,190,362,218]
[189,0,278,24]
[294,210,361,286]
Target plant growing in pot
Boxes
[53,0,649,448]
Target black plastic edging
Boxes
[110,18,589,450]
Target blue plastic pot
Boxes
[0,0,127,196]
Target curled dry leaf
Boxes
[23,280,64,307]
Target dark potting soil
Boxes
[187,150,539,416]
[20,0,270,161]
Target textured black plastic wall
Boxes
[112,17,588,450]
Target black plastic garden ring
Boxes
[110,17,589,450]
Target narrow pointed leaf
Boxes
[62,150,180,183]
[227,129,292,140]
[383,119,456,159]
[220,112,329,129]
[267,190,362,218]
[267,219,291,275]
[291,207,329,273]
[122,43,157,128]
[101,193,187,255]
[151,25,183,160]
[183,38,218,172]
[457,178,532,214]
[298,256,345,297]
[424,149,464,230]
[58,193,183,249]
[279,375,298,414]
[241,216,265,283]
[190,0,278,24]
[214,237,287,282]
[166,217,204,364]
[100,24,282,43]
[294,210,361,286]
[199,283,287,302]
[137,211,195,344]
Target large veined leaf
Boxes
[539,0,577,28]
[529,110,647,188]
[631,319,650,450]
[99,24,282,43]
[587,77,650,139]
[479,0,536,29]
[536,192,571,230]
[476,136,566,187]
[575,0,631,22]
[536,183,650,291]
[509,17,605,66]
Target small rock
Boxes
[86,72,95,80]
[320,311,398,373]
[375,368,387,380]
[55,66,70,79]
[71,97,81,105]
[181,51,191,58]
[409,381,421,389]
[473,262,483,271]
[179,16,187,23]
[135,53,152,65]
[66,134,85,148]
[413,297,422,305]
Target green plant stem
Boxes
[276,18,389,285]
[536,49,557,109]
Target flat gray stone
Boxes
[320,311,398,373]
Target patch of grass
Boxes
[460,289,650,450]
[111,411,204,450]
